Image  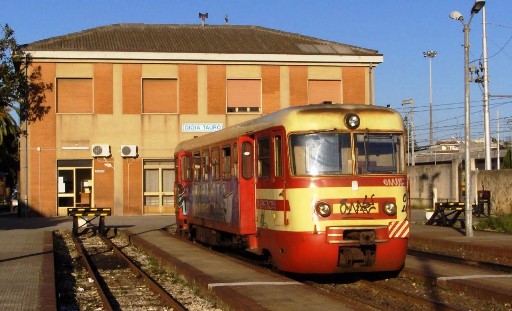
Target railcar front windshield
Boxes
[290,132,404,176]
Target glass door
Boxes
[57,160,92,215]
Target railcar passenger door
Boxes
[255,129,287,226]
[175,151,192,220]
[238,136,256,234]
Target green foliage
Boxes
[0,24,53,135]
[0,24,53,187]
[503,150,512,169]
[475,213,512,233]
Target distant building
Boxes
[21,24,383,216]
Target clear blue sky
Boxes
[2,0,511,146]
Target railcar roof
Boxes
[175,103,403,152]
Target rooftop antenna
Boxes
[199,13,208,26]
[225,14,229,25]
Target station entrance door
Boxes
[57,160,92,216]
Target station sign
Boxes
[181,123,224,133]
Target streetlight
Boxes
[402,99,415,166]
[481,7,491,170]
[423,50,437,146]
[450,0,485,238]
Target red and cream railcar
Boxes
[174,103,409,274]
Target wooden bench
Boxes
[67,207,111,236]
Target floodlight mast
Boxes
[449,0,485,238]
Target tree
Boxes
[504,149,512,169]
[0,24,53,139]
[0,24,52,189]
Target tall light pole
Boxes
[402,99,415,166]
[450,0,485,238]
[423,50,437,146]
[481,6,491,170]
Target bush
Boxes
[475,213,512,233]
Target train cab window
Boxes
[290,133,351,176]
[202,150,210,180]
[180,155,192,181]
[274,136,282,177]
[193,151,201,181]
[233,143,238,178]
[355,133,404,174]
[242,142,253,179]
[212,147,220,180]
[257,137,271,179]
[222,145,231,179]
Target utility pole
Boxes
[497,110,500,169]
[482,6,491,170]
[402,99,415,166]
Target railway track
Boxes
[71,233,186,311]
[305,278,464,311]
[407,249,512,273]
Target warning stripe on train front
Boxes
[388,220,410,238]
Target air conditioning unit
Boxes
[121,145,138,158]
[91,144,111,157]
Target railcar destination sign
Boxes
[181,123,224,133]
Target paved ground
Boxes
[0,209,510,310]
[0,213,174,311]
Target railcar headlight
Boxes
[345,113,360,130]
[384,202,397,216]
[315,201,332,217]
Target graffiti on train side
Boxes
[190,181,238,223]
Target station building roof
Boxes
[23,23,381,58]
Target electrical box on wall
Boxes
[91,144,111,157]
[121,145,138,158]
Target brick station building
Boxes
[20,23,383,216]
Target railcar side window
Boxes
[212,147,220,180]
[355,133,404,174]
[242,142,253,179]
[233,143,238,178]
[180,155,192,181]
[274,136,282,177]
[193,151,201,181]
[202,150,210,180]
[290,133,350,176]
[222,145,231,179]
[257,137,271,179]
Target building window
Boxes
[142,78,178,113]
[308,80,341,104]
[143,160,174,214]
[227,79,261,113]
[56,78,93,113]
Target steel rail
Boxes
[100,235,187,311]
[305,279,464,311]
[71,236,115,311]
[356,279,464,311]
